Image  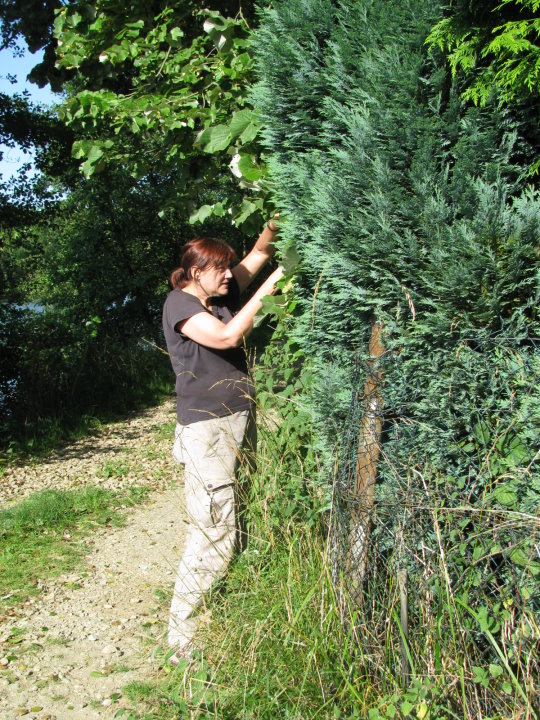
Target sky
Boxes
[0,45,59,181]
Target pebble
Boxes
[101,645,116,655]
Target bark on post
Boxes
[398,567,410,686]
[345,320,385,599]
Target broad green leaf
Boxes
[239,121,261,144]
[237,153,263,181]
[400,700,413,716]
[473,420,491,446]
[229,109,253,139]
[80,145,106,177]
[260,293,288,317]
[491,486,517,506]
[472,666,490,687]
[71,140,88,159]
[234,197,263,225]
[281,246,301,274]
[169,27,183,42]
[197,125,232,153]
[213,202,226,217]
[189,204,215,224]
[510,548,538,573]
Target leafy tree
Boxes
[2,1,269,228]
[1,166,196,432]
[0,1,271,435]
[0,0,68,89]
[51,0,270,231]
[0,0,75,225]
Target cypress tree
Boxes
[252,0,539,710]
[253,0,539,490]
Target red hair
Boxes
[170,237,237,290]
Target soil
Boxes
[0,398,187,719]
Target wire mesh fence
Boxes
[329,331,539,718]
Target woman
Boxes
[162,219,283,662]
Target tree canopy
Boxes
[0,1,272,432]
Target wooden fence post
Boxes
[345,320,385,597]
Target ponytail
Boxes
[170,266,188,289]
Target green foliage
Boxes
[247,0,539,716]
[52,1,272,229]
[252,0,539,477]
[0,0,69,90]
[427,0,540,106]
[253,277,317,472]
[1,1,276,439]
[117,401,538,719]
[0,167,189,438]
[97,459,130,479]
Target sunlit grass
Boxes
[0,485,149,610]
[121,414,539,720]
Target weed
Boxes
[113,663,132,673]
[152,586,170,605]
[97,459,130,479]
[152,420,176,443]
[44,635,70,647]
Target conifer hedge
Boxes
[253,0,539,713]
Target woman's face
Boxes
[195,263,233,298]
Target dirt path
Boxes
[0,399,186,719]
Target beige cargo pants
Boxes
[168,409,255,652]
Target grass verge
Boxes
[0,485,149,610]
[120,411,538,720]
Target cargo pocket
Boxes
[208,484,235,528]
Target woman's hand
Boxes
[233,214,281,292]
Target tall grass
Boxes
[122,403,539,720]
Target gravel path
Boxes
[0,398,181,506]
[0,398,187,719]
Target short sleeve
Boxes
[164,291,207,335]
